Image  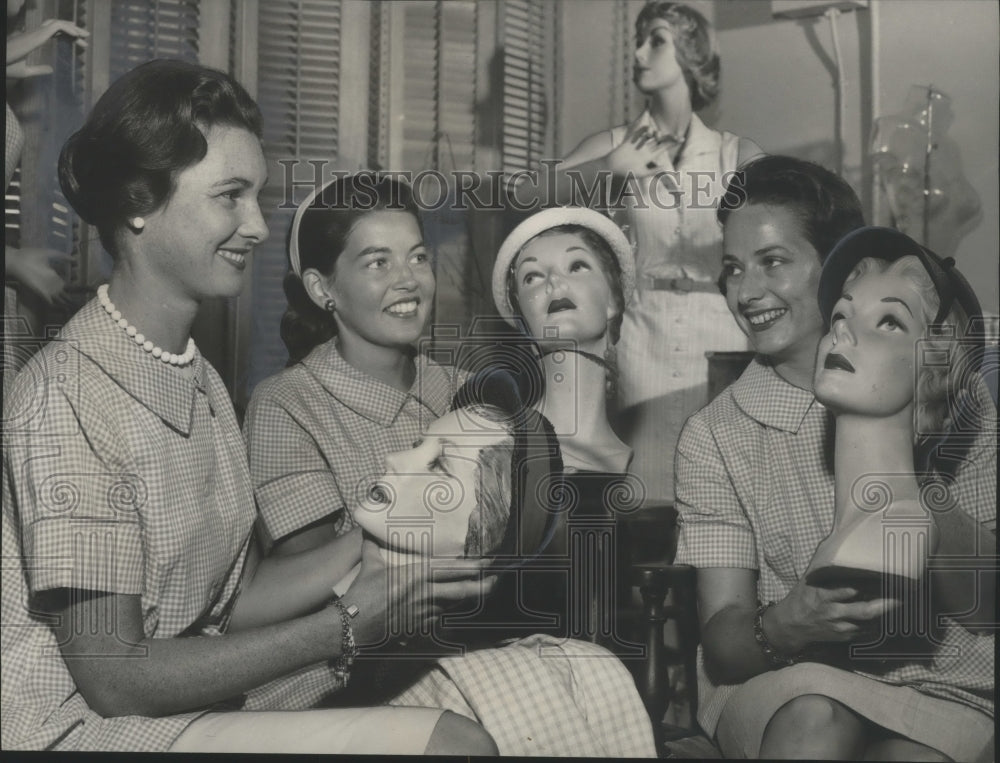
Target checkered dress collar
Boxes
[732,355,822,434]
[59,299,210,436]
[301,340,454,426]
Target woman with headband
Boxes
[2,61,498,755]
[245,174,657,757]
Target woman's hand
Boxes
[7,18,89,66]
[342,538,497,647]
[5,247,69,303]
[768,577,899,655]
[606,115,677,179]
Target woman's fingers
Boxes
[817,585,860,602]
[41,19,90,44]
[624,114,649,141]
[428,557,494,580]
[430,575,498,604]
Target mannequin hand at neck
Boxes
[607,114,677,179]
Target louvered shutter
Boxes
[49,1,91,288]
[396,0,478,174]
[501,0,550,176]
[109,0,200,80]
[247,0,342,393]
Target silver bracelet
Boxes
[753,601,797,668]
[330,596,360,684]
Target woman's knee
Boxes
[424,710,499,756]
[771,693,857,732]
[760,694,866,758]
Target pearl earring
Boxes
[324,298,336,313]
[130,217,145,230]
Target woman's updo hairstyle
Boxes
[58,59,261,257]
[280,173,423,365]
[636,1,720,111]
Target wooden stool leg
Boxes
[635,569,671,733]
[674,567,700,727]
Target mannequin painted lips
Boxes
[547,298,576,314]
[823,353,854,373]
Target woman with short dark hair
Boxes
[676,159,994,761]
[244,177,658,758]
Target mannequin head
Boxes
[355,367,563,560]
[816,228,982,438]
[634,2,719,110]
[355,404,515,558]
[492,207,634,353]
[815,257,932,418]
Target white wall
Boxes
[873,0,998,313]
[556,0,998,312]
[713,0,998,312]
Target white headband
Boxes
[287,182,327,278]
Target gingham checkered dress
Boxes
[245,340,461,544]
[674,357,996,737]
[246,341,657,757]
[2,301,255,751]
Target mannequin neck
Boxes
[537,345,630,473]
[647,87,693,142]
[833,407,919,514]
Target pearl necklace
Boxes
[97,284,196,367]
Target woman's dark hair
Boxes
[716,155,865,294]
[58,59,261,256]
[636,1,720,111]
[506,224,626,344]
[280,174,423,365]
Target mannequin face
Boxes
[633,19,686,95]
[512,231,617,352]
[355,408,511,558]
[814,270,928,416]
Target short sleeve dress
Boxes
[673,357,995,761]
[245,341,659,757]
[244,340,461,544]
[2,300,255,751]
